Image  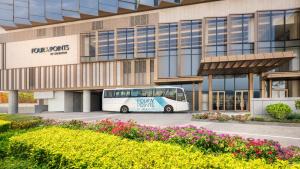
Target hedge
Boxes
[9,127,300,169]
[266,103,292,120]
[0,120,11,132]
[0,114,42,129]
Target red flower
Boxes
[268,151,273,155]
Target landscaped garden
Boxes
[1,113,300,168]
[193,101,300,123]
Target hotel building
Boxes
[0,0,299,113]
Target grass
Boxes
[0,113,40,122]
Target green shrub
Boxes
[295,100,300,110]
[0,114,42,130]
[9,127,300,169]
[0,120,11,132]
[266,103,292,120]
[287,113,300,120]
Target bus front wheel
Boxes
[164,105,173,113]
[120,105,129,113]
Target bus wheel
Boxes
[164,105,173,113]
[120,105,129,113]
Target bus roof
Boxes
[103,86,184,91]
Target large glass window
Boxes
[137,26,155,58]
[205,17,227,57]
[180,20,202,76]
[14,0,31,25]
[99,0,118,13]
[158,23,178,78]
[80,33,96,57]
[46,0,63,20]
[229,14,254,55]
[117,28,134,59]
[258,9,300,71]
[253,74,261,98]
[98,31,115,61]
[119,0,137,10]
[62,0,80,18]
[80,0,98,16]
[135,60,146,85]
[139,0,159,6]
[30,0,46,23]
[0,0,14,27]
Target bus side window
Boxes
[104,91,114,98]
[165,88,176,100]
[177,89,186,101]
[141,89,153,97]
[131,89,142,97]
[115,90,121,98]
[154,89,164,97]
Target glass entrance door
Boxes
[213,91,225,111]
[235,91,248,111]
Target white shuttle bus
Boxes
[102,87,189,113]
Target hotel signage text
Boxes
[31,45,70,55]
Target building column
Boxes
[208,74,213,112]
[198,82,202,112]
[248,73,253,112]
[83,90,91,113]
[8,90,18,114]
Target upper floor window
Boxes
[117,28,134,59]
[158,23,178,78]
[180,20,202,76]
[14,0,30,25]
[205,17,227,57]
[99,0,118,13]
[229,14,254,55]
[98,31,115,61]
[80,33,96,57]
[137,26,155,58]
[0,0,14,27]
[30,0,46,22]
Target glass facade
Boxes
[99,0,118,13]
[14,0,31,25]
[0,0,15,27]
[123,61,131,85]
[46,0,63,20]
[62,0,80,18]
[229,14,254,55]
[80,0,98,16]
[137,26,156,58]
[158,23,178,78]
[98,31,115,61]
[119,0,137,10]
[117,28,134,59]
[206,17,227,57]
[30,0,46,23]
[180,20,202,76]
[258,9,300,71]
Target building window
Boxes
[80,0,98,16]
[258,9,300,71]
[117,28,134,59]
[14,0,30,25]
[0,0,14,27]
[99,0,118,13]
[137,26,155,58]
[98,31,114,61]
[46,0,63,20]
[135,60,146,85]
[119,0,137,10]
[150,60,154,84]
[205,17,227,57]
[62,0,80,18]
[123,61,131,85]
[158,23,178,78]
[229,14,254,55]
[30,0,46,23]
[253,74,261,98]
[80,33,96,57]
[180,20,202,76]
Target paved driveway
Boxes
[31,112,300,147]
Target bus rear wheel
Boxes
[120,105,129,113]
[164,105,173,113]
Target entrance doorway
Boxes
[91,91,103,111]
[213,91,225,111]
[235,91,248,111]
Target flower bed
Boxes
[90,119,298,162]
[192,112,251,122]
[9,127,299,169]
[0,120,11,132]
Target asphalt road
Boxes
[31,112,300,147]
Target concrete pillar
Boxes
[83,90,91,113]
[8,90,18,114]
